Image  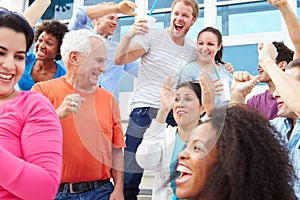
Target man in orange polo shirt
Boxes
[32,29,125,200]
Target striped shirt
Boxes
[131,28,197,110]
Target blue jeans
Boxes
[124,107,176,200]
[55,182,113,200]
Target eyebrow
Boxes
[0,46,7,51]
[176,93,193,96]
[39,35,55,42]
[0,46,26,54]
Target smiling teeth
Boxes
[177,165,192,174]
[0,74,13,79]
[175,24,183,27]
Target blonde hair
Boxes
[171,0,199,19]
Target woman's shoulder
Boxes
[181,62,200,74]
[17,91,54,108]
[54,61,66,76]
[26,52,36,64]
[219,64,233,79]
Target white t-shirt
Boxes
[131,28,197,109]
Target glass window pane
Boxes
[33,0,74,20]
[217,2,281,36]
[223,44,258,76]
[148,0,173,10]
[115,12,168,42]
[84,0,119,6]
[298,0,300,17]
[119,74,134,92]
[148,0,203,10]
[186,8,204,40]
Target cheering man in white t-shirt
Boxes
[114,0,199,199]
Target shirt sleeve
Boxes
[247,96,257,107]
[179,63,195,84]
[123,60,139,77]
[134,30,153,53]
[136,120,167,170]
[111,96,126,149]
[68,7,93,31]
[0,94,62,200]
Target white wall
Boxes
[0,0,26,13]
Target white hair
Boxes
[60,29,105,64]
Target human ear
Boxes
[69,51,80,66]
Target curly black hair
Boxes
[272,41,294,65]
[200,104,296,200]
[34,20,68,60]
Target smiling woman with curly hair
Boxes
[175,104,297,200]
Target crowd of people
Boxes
[0,0,300,199]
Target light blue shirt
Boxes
[170,132,185,200]
[179,61,233,107]
[68,7,139,102]
[271,117,300,199]
[18,52,66,91]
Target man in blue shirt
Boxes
[68,1,139,102]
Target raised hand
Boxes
[117,1,137,16]
[199,73,215,116]
[268,0,288,8]
[160,76,176,112]
[258,42,278,68]
[127,19,149,38]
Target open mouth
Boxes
[176,110,186,115]
[175,164,192,185]
[258,68,264,74]
[277,101,283,109]
[200,51,210,56]
[36,50,46,57]
[0,73,13,81]
[175,23,184,31]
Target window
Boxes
[29,0,74,21]
[217,1,281,36]
[223,44,258,75]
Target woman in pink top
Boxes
[0,9,62,200]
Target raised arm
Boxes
[22,0,51,28]
[155,77,176,123]
[86,0,136,20]
[268,0,300,59]
[136,77,176,169]
[114,19,148,65]
[258,41,300,116]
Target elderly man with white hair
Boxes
[32,29,125,200]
